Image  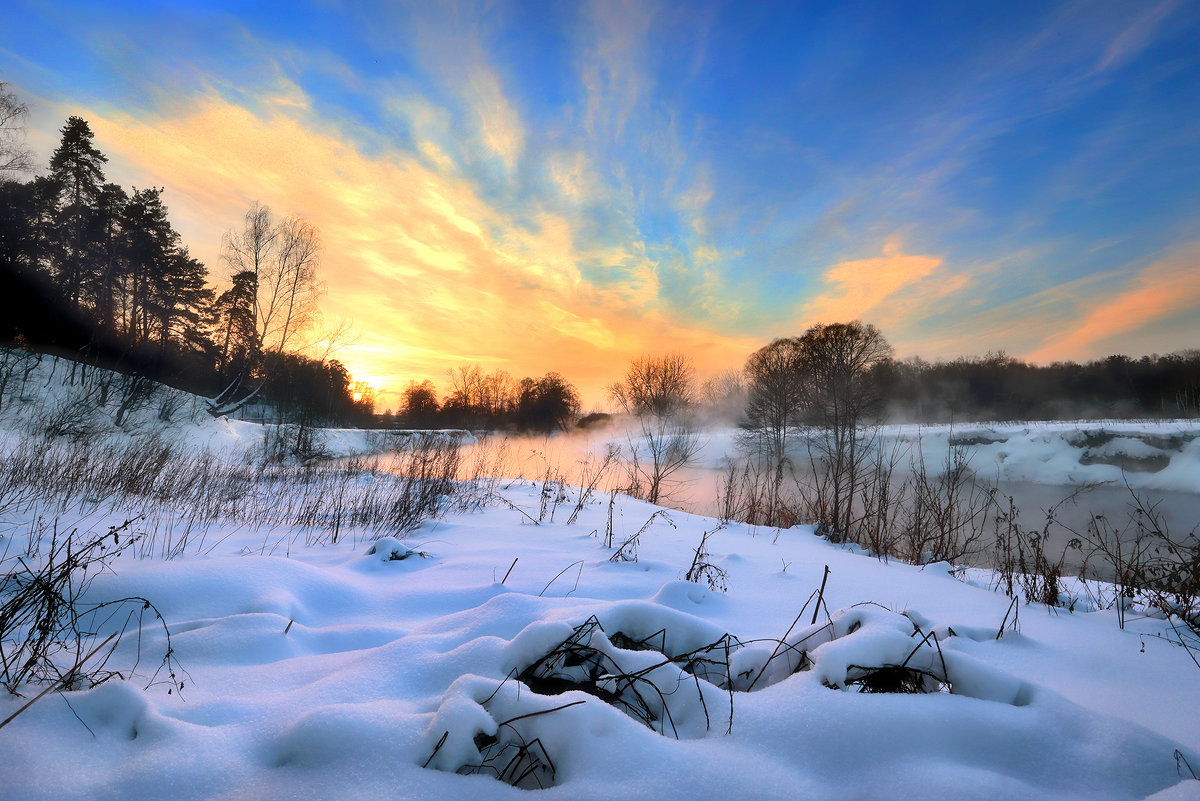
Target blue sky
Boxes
[3,0,1200,403]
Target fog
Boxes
[452,419,1200,578]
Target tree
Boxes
[261,213,321,354]
[49,117,109,308]
[0,81,33,177]
[699,369,746,421]
[609,353,702,505]
[795,321,893,538]
[608,353,696,418]
[514,373,580,433]
[443,364,487,427]
[742,337,806,463]
[49,117,107,207]
[88,182,129,330]
[221,203,275,317]
[480,369,515,422]
[118,187,181,345]
[401,380,440,428]
[157,246,213,354]
[0,176,57,278]
[212,270,258,381]
[211,203,324,416]
[798,321,892,428]
[221,202,322,353]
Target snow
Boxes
[673,420,1200,493]
[2,356,1199,800]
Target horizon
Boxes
[3,1,1200,408]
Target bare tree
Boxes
[622,419,704,505]
[797,321,893,539]
[608,353,696,418]
[0,81,33,177]
[208,203,324,417]
[262,214,322,353]
[742,337,806,464]
[609,354,703,505]
[444,364,485,425]
[221,204,323,355]
[480,369,515,419]
[699,369,747,422]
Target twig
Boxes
[1176,749,1198,780]
[747,590,819,692]
[0,632,118,731]
[996,596,1018,640]
[493,495,539,525]
[539,561,584,598]
[422,731,450,769]
[812,565,830,625]
[495,700,586,728]
[502,558,518,585]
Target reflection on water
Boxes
[438,426,1199,575]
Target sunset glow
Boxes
[4,1,1199,406]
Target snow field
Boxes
[2,480,1199,800]
[2,354,1199,799]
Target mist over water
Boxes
[453,420,1200,576]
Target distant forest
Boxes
[2,88,1198,433]
[387,345,1200,431]
[878,351,1200,422]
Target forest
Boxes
[0,99,374,427]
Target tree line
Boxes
[0,84,372,427]
[878,351,1200,421]
[385,366,582,433]
[389,333,1199,437]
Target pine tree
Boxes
[48,117,108,308]
[119,187,179,344]
[49,117,107,206]
[212,270,259,381]
[88,182,129,330]
[160,246,213,354]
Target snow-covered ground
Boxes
[3,483,1199,800]
[2,356,1199,800]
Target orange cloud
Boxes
[1023,241,1200,364]
[84,94,753,406]
[798,240,956,326]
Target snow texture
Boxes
[1,356,1198,800]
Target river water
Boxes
[448,422,1199,577]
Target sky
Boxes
[3,0,1200,408]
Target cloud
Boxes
[80,92,752,404]
[1094,0,1181,73]
[579,0,655,141]
[1023,241,1200,363]
[797,240,952,326]
[399,2,526,174]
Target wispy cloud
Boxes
[1024,241,1200,363]
[378,1,527,175]
[1094,0,1182,73]
[83,91,751,402]
[579,0,655,141]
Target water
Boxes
[442,424,1199,576]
